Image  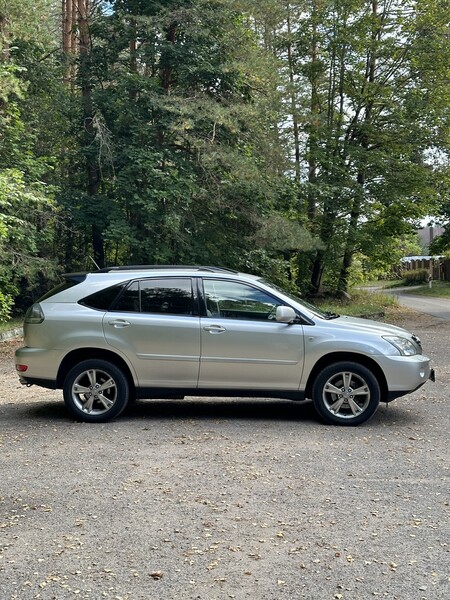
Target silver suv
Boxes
[15,266,434,425]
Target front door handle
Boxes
[203,325,226,334]
[108,319,131,328]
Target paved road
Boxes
[387,288,450,320]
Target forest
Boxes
[1,0,450,321]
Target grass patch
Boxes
[401,281,450,297]
[314,289,397,318]
[0,317,23,334]
[359,279,406,290]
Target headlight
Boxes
[383,335,417,356]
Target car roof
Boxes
[95,265,240,274]
[45,266,261,303]
[62,265,261,287]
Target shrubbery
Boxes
[402,269,429,285]
[0,291,12,323]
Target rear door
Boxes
[103,277,200,387]
[198,279,304,390]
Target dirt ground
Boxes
[0,310,449,600]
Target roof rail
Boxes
[198,266,239,274]
[96,265,194,272]
[95,265,239,274]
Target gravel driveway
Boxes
[1,310,449,600]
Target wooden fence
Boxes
[401,257,450,281]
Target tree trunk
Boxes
[308,0,324,295]
[78,0,105,268]
[129,17,138,100]
[159,20,177,95]
[62,0,71,54]
[0,11,8,111]
[157,20,177,150]
[336,0,379,294]
[337,173,363,294]
[286,6,301,182]
[62,0,77,84]
[310,199,336,295]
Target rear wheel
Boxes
[63,359,130,423]
[312,361,380,425]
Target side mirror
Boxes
[275,305,297,323]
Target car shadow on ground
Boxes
[16,397,319,424]
[126,397,320,423]
[6,396,421,428]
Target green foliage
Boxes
[0,0,64,311]
[402,281,450,297]
[238,248,300,293]
[2,0,450,312]
[315,288,398,319]
[350,234,423,283]
[0,290,12,322]
[0,62,26,104]
[429,230,450,255]
[267,0,450,294]
[0,169,59,312]
[403,269,429,285]
[65,0,287,269]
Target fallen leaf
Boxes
[150,571,163,580]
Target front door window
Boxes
[204,280,281,320]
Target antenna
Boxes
[89,256,101,270]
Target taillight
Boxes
[24,303,45,324]
[16,364,28,372]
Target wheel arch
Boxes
[305,352,387,400]
[57,348,136,391]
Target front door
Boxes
[198,279,304,390]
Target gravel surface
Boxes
[1,310,449,600]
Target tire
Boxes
[63,359,130,423]
[312,361,380,426]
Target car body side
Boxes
[15,271,432,404]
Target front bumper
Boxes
[377,352,433,398]
[381,354,434,401]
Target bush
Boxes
[0,290,12,323]
[402,269,429,285]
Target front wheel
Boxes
[312,362,380,426]
[63,359,130,423]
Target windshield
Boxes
[258,279,334,319]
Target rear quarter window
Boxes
[38,276,86,301]
[80,284,127,310]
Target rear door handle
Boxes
[108,319,131,328]
[203,325,226,334]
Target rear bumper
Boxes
[15,346,62,381]
[18,375,57,390]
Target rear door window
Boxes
[113,278,195,315]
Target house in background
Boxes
[418,226,444,252]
